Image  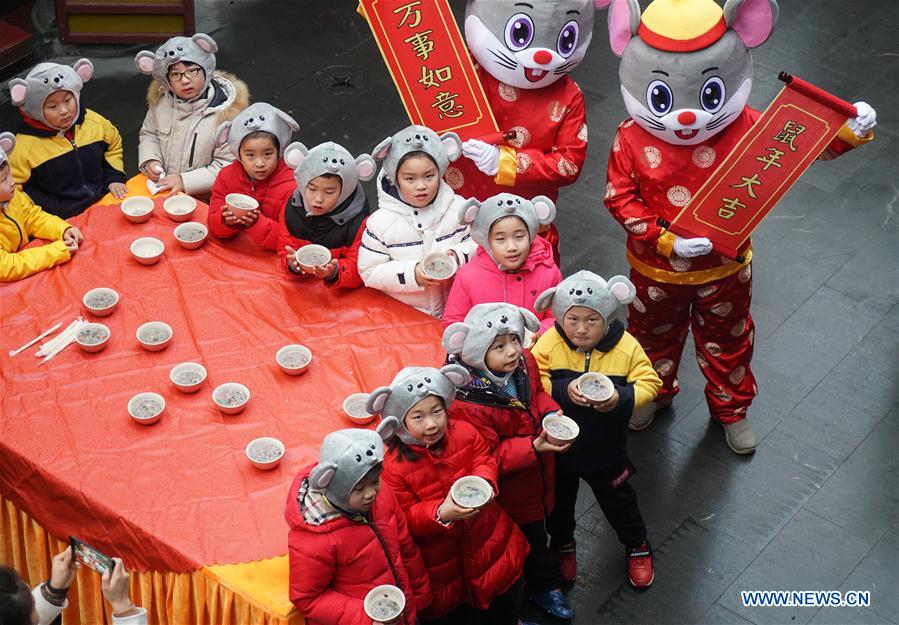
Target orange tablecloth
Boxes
[0,176,445,622]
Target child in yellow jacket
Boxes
[7,59,126,218]
[0,132,82,282]
[531,270,661,590]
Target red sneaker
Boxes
[627,542,654,588]
[552,541,577,584]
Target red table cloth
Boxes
[0,197,444,573]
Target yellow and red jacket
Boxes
[1,189,71,282]
[10,107,126,219]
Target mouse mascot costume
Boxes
[602,0,876,453]
[453,1,605,264]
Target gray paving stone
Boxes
[699,602,756,625]
[758,286,886,397]
[773,319,897,462]
[722,508,876,625]
[826,526,899,623]
[804,409,898,545]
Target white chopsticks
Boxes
[35,317,87,364]
[8,321,63,356]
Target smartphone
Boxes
[69,536,115,575]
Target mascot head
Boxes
[465,0,608,89]
[608,0,778,145]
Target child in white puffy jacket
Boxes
[359,125,477,319]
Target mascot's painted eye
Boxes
[646,80,673,116]
[505,13,535,51]
[500,315,508,323]
[424,377,432,383]
[355,454,362,462]
[557,21,579,58]
[569,288,575,295]
[406,384,414,392]
[700,76,726,114]
[339,159,346,165]
[587,288,593,294]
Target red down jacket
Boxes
[285,464,431,625]
[382,419,529,618]
[449,350,560,525]
[207,159,296,250]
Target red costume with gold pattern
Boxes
[450,67,588,260]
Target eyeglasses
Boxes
[167,67,203,82]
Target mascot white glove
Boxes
[462,139,500,177]
[673,236,713,258]
[848,101,876,139]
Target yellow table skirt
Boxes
[1,496,302,625]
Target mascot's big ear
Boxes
[534,286,557,313]
[372,135,394,161]
[214,121,232,147]
[308,462,337,490]
[283,142,309,169]
[134,50,156,75]
[519,307,541,333]
[440,364,471,388]
[607,275,636,305]
[442,323,471,354]
[73,58,93,83]
[594,0,613,7]
[459,198,481,226]
[192,33,219,54]
[724,0,778,48]
[366,387,393,415]
[355,153,377,181]
[608,0,641,57]
[377,416,400,441]
[439,131,463,162]
[531,195,556,225]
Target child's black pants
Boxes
[547,468,647,549]
[519,520,562,594]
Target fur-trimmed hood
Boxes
[145,70,249,123]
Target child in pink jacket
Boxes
[443,193,562,335]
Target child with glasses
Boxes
[134,33,249,197]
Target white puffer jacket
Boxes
[137,71,249,195]
[359,171,478,318]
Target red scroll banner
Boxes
[358,0,499,140]
[663,73,858,262]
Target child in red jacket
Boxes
[278,141,376,289]
[443,193,562,336]
[285,427,431,625]
[367,365,535,625]
[443,303,573,621]
[208,103,298,250]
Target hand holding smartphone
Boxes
[69,536,115,576]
